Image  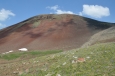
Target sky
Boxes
[0,0,115,29]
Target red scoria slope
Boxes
[0,14,113,53]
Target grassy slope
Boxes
[0,50,62,60]
[0,43,115,76]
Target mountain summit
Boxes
[0,14,114,53]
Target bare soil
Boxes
[0,14,114,53]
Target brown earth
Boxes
[0,14,114,53]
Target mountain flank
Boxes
[0,14,114,53]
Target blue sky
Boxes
[0,0,114,29]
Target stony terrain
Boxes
[82,26,115,47]
[0,14,114,53]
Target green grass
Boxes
[21,43,115,76]
[0,43,115,76]
[0,50,63,60]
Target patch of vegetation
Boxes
[0,53,22,60]
[32,20,41,28]
[0,50,63,60]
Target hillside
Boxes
[0,14,114,53]
[82,26,115,47]
[0,42,115,76]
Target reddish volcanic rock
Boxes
[0,14,113,53]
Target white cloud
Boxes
[0,8,15,21]
[55,9,75,14]
[79,12,83,16]
[47,5,75,14]
[47,5,59,10]
[79,4,110,18]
